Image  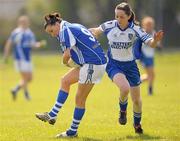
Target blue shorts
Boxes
[140,54,154,68]
[106,59,141,87]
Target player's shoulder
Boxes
[62,21,79,32]
[12,27,22,34]
[102,20,117,29]
[64,21,86,36]
[26,28,34,35]
[9,27,22,38]
[131,24,145,33]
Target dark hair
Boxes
[44,12,62,29]
[115,2,139,25]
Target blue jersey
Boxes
[100,20,153,61]
[58,20,107,65]
[9,27,36,61]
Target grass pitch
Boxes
[0,52,180,141]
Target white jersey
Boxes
[100,20,153,62]
[141,31,155,58]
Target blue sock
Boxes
[67,107,85,136]
[49,90,68,117]
[119,99,128,112]
[24,89,31,100]
[134,112,142,126]
[12,85,21,93]
[148,85,153,95]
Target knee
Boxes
[148,71,155,80]
[133,98,142,107]
[28,76,32,82]
[152,72,155,79]
[120,85,130,96]
[24,76,32,83]
[61,76,69,85]
[75,94,85,107]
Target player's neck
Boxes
[118,22,128,30]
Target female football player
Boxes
[3,15,46,100]
[35,12,107,138]
[89,2,163,134]
[140,16,161,95]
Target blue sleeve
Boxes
[133,25,153,44]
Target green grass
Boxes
[0,52,180,141]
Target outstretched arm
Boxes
[3,39,12,63]
[148,30,164,48]
[89,27,103,38]
[32,40,47,48]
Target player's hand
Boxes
[67,59,80,68]
[39,40,47,48]
[154,30,164,42]
[0,58,8,70]
[0,57,8,64]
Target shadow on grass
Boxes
[110,133,163,141]
[47,136,103,141]
[78,137,103,141]
[42,133,162,141]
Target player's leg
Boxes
[145,66,155,95]
[21,72,32,100]
[57,64,105,138]
[48,67,80,118]
[140,57,155,95]
[11,72,32,100]
[11,61,32,100]
[140,56,148,82]
[113,73,130,125]
[36,67,80,125]
[11,61,22,99]
[125,61,143,133]
[140,73,148,82]
[11,76,22,100]
[130,86,143,134]
[57,83,94,137]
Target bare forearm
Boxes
[62,48,71,65]
[3,40,12,60]
[62,55,70,65]
[89,27,102,38]
[32,40,47,48]
[62,48,80,68]
[148,39,158,48]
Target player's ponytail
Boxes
[44,12,62,29]
[129,10,139,25]
[115,2,139,25]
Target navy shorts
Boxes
[106,59,141,87]
[140,54,154,68]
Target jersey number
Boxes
[81,28,96,42]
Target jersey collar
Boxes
[60,20,66,31]
[116,21,134,31]
[57,20,66,41]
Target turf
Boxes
[0,52,180,141]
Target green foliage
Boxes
[0,52,180,141]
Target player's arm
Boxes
[62,48,71,65]
[2,39,12,63]
[89,27,103,38]
[62,48,80,68]
[32,40,47,48]
[147,30,164,48]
